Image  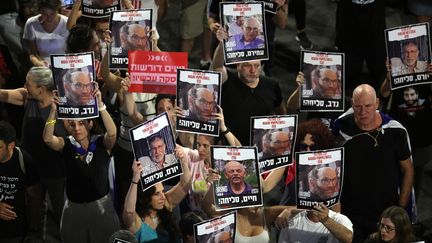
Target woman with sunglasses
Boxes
[42,84,120,243]
[365,206,416,243]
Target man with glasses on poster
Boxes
[310,67,341,99]
[63,70,95,106]
[185,86,217,123]
[119,23,150,55]
[139,135,176,176]
[307,166,339,201]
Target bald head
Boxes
[352,84,380,130]
[352,84,377,103]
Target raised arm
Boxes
[261,167,285,193]
[311,203,353,243]
[42,98,65,151]
[101,43,123,92]
[94,84,117,150]
[273,0,288,29]
[24,40,46,67]
[121,77,145,125]
[212,28,228,83]
[398,157,414,207]
[0,88,28,106]
[165,145,192,209]
[380,59,392,98]
[66,0,82,30]
[122,160,144,232]
[213,105,241,146]
[286,72,304,111]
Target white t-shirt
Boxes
[23,14,69,65]
[278,210,353,243]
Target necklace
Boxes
[365,130,380,147]
[350,128,382,147]
[149,214,159,226]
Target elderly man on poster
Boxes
[260,129,291,158]
[391,41,428,76]
[138,134,176,175]
[226,16,265,51]
[184,86,217,123]
[222,161,253,196]
[118,23,150,55]
[307,166,339,201]
[63,70,95,106]
[309,67,341,99]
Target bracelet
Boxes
[99,103,106,111]
[45,119,56,126]
[220,127,230,135]
[131,180,139,185]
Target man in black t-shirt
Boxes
[0,121,42,242]
[332,84,414,243]
[212,38,286,145]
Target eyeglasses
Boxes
[298,143,317,151]
[197,99,215,108]
[273,140,290,145]
[321,77,339,84]
[317,177,338,186]
[72,82,93,91]
[129,34,148,43]
[379,223,395,233]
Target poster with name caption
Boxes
[194,212,236,243]
[176,69,221,137]
[300,51,345,112]
[250,115,297,174]
[385,23,432,90]
[211,146,262,211]
[295,148,344,210]
[128,51,188,94]
[82,0,120,18]
[51,52,99,120]
[129,112,182,191]
[109,9,153,69]
[220,2,268,64]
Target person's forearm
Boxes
[262,167,285,193]
[212,42,225,71]
[122,180,138,228]
[286,87,300,111]
[273,5,288,29]
[29,54,45,67]
[123,92,144,125]
[43,106,58,148]
[100,102,117,148]
[398,160,414,207]
[66,0,81,30]
[380,76,391,98]
[322,217,353,243]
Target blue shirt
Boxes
[227,34,265,51]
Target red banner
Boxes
[128,51,188,94]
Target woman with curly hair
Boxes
[122,146,191,243]
[365,206,416,243]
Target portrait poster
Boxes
[194,212,236,243]
[109,9,153,69]
[81,0,120,18]
[211,146,263,211]
[129,112,182,191]
[299,50,345,112]
[220,2,269,64]
[385,23,432,90]
[128,51,188,94]
[250,115,297,174]
[295,147,344,210]
[176,69,221,137]
[50,52,99,120]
